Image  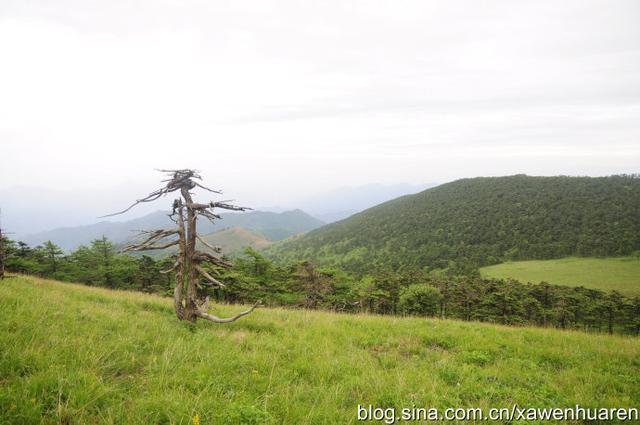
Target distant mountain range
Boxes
[1,182,433,237]
[267,175,640,274]
[0,184,161,236]
[21,209,324,251]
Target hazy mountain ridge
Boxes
[0,184,164,236]
[21,209,323,251]
[286,182,436,223]
[1,182,432,237]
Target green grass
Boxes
[1,276,639,424]
[480,256,640,296]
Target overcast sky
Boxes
[1,0,639,213]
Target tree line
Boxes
[2,236,639,335]
[2,236,173,293]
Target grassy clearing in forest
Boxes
[1,275,639,424]
[480,256,640,296]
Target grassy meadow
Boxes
[1,275,639,424]
[480,256,640,296]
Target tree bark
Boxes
[181,187,199,322]
[173,202,186,320]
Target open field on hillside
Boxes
[146,227,273,259]
[480,257,640,296]
[1,276,639,424]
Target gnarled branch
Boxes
[121,229,178,252]
[101,170,198,218]
[211,201,251,212]
[192,250,233,268]
[195,301,262,323]
[197,209,222,222]
[195,265,226,288]
[160,259,179,274]
[123,238,179,252]
[193,181,222,194]
[187,201,251,212]
[196,234,222,253]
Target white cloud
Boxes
[0,0,639,212]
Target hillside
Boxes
[21,209,323,251]
[200,227,272,254]
[267,175,640,273]
[1,276,639,424]
[152,227,272,258]
[480,256,640,296]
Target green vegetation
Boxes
[2,173,639,422]
[1,275,638,424]
[267,175,640,274]
[4,236,174,294]
[481,256,640,296]
[3,237,639,335]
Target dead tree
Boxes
[104,169,261,323]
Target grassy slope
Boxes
[1,276,639,424]
[480,257,640,296]
[143,227,273,259]
[200,227,272,254]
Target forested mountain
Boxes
[267,175,640,274]
[22,209,323,251]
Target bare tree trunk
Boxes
[182,187,199,322]
[173,201,186,320]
